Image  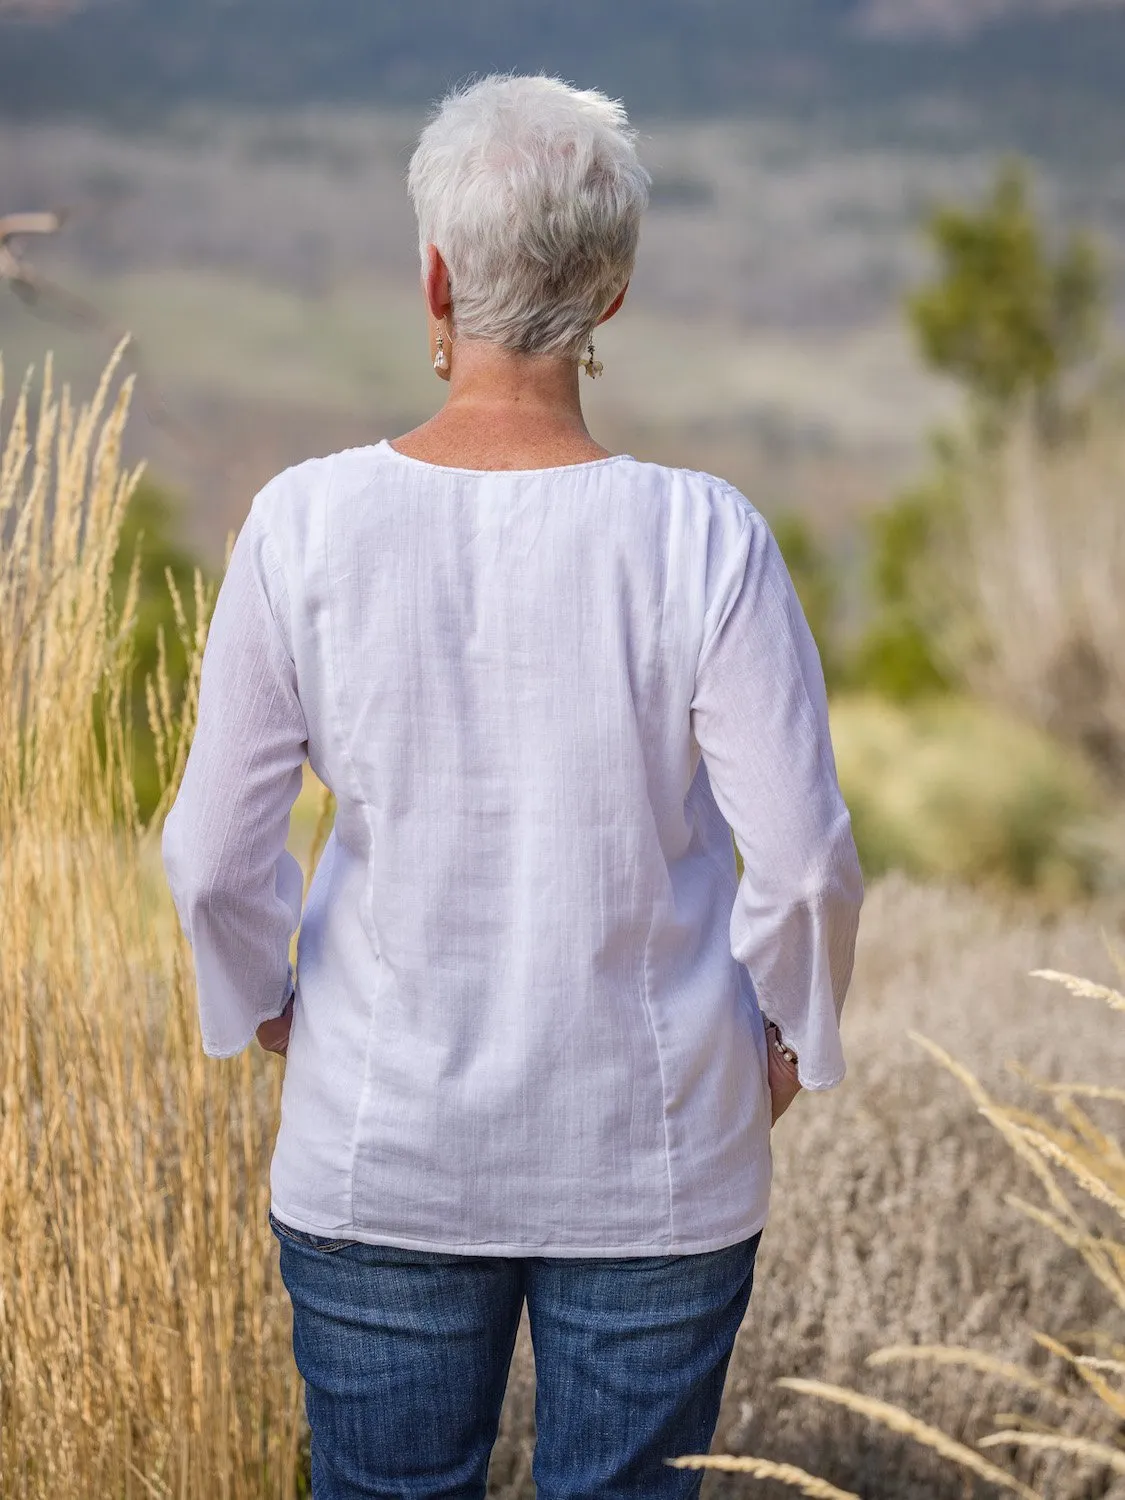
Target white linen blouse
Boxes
[161,440,863,1257]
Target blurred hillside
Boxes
[3,0,1125,156]
[854,0,1125,36]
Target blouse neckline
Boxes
[377,438,637,478]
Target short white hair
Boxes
[407,74,650,359]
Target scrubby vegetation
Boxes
[772,162,1125,898]
[829,695,1103,897]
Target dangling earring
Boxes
[433,330,448,373]
[579,336,603,379]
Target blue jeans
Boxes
[269,1210,764,1499]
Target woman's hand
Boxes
[256,993,295,1056]
[765,1024,802,1125]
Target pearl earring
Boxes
[433,331,448,373]
[579,336,603,379]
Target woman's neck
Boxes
[390,338,612,472]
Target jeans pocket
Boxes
[269,1208,353,1254]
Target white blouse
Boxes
[161,440,863,1257]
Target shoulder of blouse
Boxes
[242,446,773,571]
[248,451,337,530]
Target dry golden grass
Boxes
[666,1454,862,1499]
[0,345,305,1496]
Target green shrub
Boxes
[845,470,959,702]
[845,160,1113,709]
[100,475,210,821]
[827,693,1105,897]
[907,157,1105,439]
[770,509,845,692]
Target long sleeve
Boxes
[690,505,864,1089]
[161,495,308,1058]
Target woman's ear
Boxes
[596,282,629,327]
[423,244,453,324]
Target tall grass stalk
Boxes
[0,346,302,1497]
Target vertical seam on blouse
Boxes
[318,454,377,1235]
[640,482,677,1251]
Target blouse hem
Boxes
[267,1202,770,1258]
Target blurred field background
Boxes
[2,2,1125,1496]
